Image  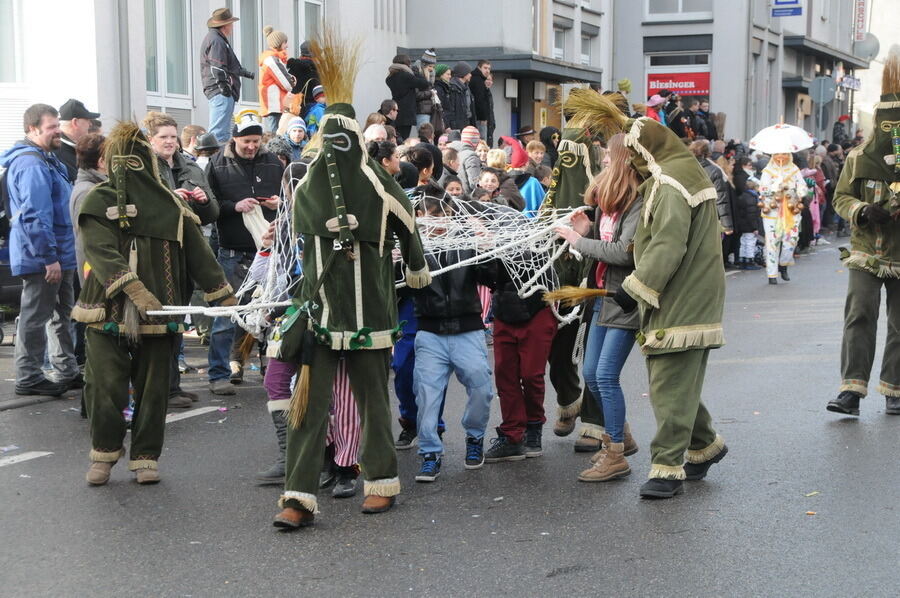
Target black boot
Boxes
[826,391,861,416]
[743,257,761,271]
[768,277,778,285]
[639,477,684,499]
[684,445,729,481]
[886,396,900,415]
[256,410,287,483]
[779,265,790,281]
[524,422,543,458]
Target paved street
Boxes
[1,237,899,597]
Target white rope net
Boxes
[151,174,586,334]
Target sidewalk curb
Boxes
[0,394,68,412]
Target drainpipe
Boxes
[118,0,132,121]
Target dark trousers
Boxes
[494,308,557,443]
[548,319,582,409]
[84,330,174,463]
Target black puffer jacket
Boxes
[414,248,495,335]
[735,189,762,234]
[206,144,284,252]
[386,63,430,128]
[469,68,491,121]
[445,78,473,131]
[492,257,545,324]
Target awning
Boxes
[783,36,870,70]
[398,46,603,83]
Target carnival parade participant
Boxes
[273,32,430,529]
[758,152,808,284]
[73,122,235,485]
[826,54,900,417]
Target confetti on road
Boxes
[493,496,504,502]
[806,511,817,516]
[805,491,820,497]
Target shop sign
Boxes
[647,72,710,96]
[840,75,861,91]
[772,0,802,17]
[854,0,868,42]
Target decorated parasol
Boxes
[748,123,814,154]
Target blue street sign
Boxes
[772,7,802,16]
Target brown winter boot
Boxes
[273,507,315,529]
[86,462,114,486]
[590,434,612,464]
[361,495,395,514]
[579,442,631,482]
[623,422,639,456]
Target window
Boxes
[553,28,566,60]
[237,0,260,103]
[144,0,191,103]
[580,35,592,66]
[649,53,709,66]
[304,0,323,41]
[0,0,20,83]
[646,0,713,20]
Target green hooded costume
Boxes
[279,103,431,515]
[540,127,599,429]
[74,122,233,473]
[832,61,900,400]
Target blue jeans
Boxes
[582,304,635,444]
[413,330,493,455]
[263,113,280,134]
[208,93,235,144]
[207,248,251,382]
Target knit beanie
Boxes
[266,136,292,161]
[263,25,288,50]
[461,126,480,148]
[422,49,437,65]
[312,85,325,100]
[435,64,450,79]
[300,41,311,57]
[452,61,473,78]
[287,117,307,134]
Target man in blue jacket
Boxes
[0,103,79,396]
[200,8,254,144]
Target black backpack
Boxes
[0,150,46,251]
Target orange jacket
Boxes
[258,49,292,116]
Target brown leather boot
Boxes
[590,434,612,464]
[135,468,160,484]
[273,507,315,529]
[579,442,631,482]
[86,462,114,486]
[623,422,639,456]
[361,495,395,514]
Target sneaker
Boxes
[464,436,484,470]
[229,361,243,385]
[826,390,861,416]
[395,428,418,450]
[167,393,192,409]
[332,465,359,498]
[178,359,195,374]
[15,378,67,397]
[484,435,526,463]
[415,453,441,482]
[319,466,337,489]
[208,379,236,396]
[524,423,542,458]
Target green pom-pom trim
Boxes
[349,327,374,350]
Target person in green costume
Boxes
[565,88,728,499]
[273,34,431,529]
[826,54,900,417]
[73,122,235,486]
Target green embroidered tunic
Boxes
[72,125,232,336]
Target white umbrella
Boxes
[748,123,814,155]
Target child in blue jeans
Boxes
[411,186,495,482]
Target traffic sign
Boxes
[810,76,836,104]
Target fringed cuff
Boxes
[72,305,106,323]
[648,464,686,480]
[876,381,900,398]
[405,265,432,289]
[279,491,319,514]
[639,324,725,352]
[577,422,605,440]
[685,434,725,464]
[622,274,660,309]
[840,379,868,397]
[128,459,158,471]
[364,476,401,498]
[557,397,582,419]
[204,282,234,303]
[105,270,139,298]
[267,399,291,412]
[90,448,124,463]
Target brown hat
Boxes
[207,7,238,28]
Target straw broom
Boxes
[543,286,610,308]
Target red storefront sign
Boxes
[647,72,710,96]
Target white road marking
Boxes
[0,451,53,467]
[725,270,741,277]
[165,406,221,423]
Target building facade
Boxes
[611,0,871,141]
[0,0,611,150]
